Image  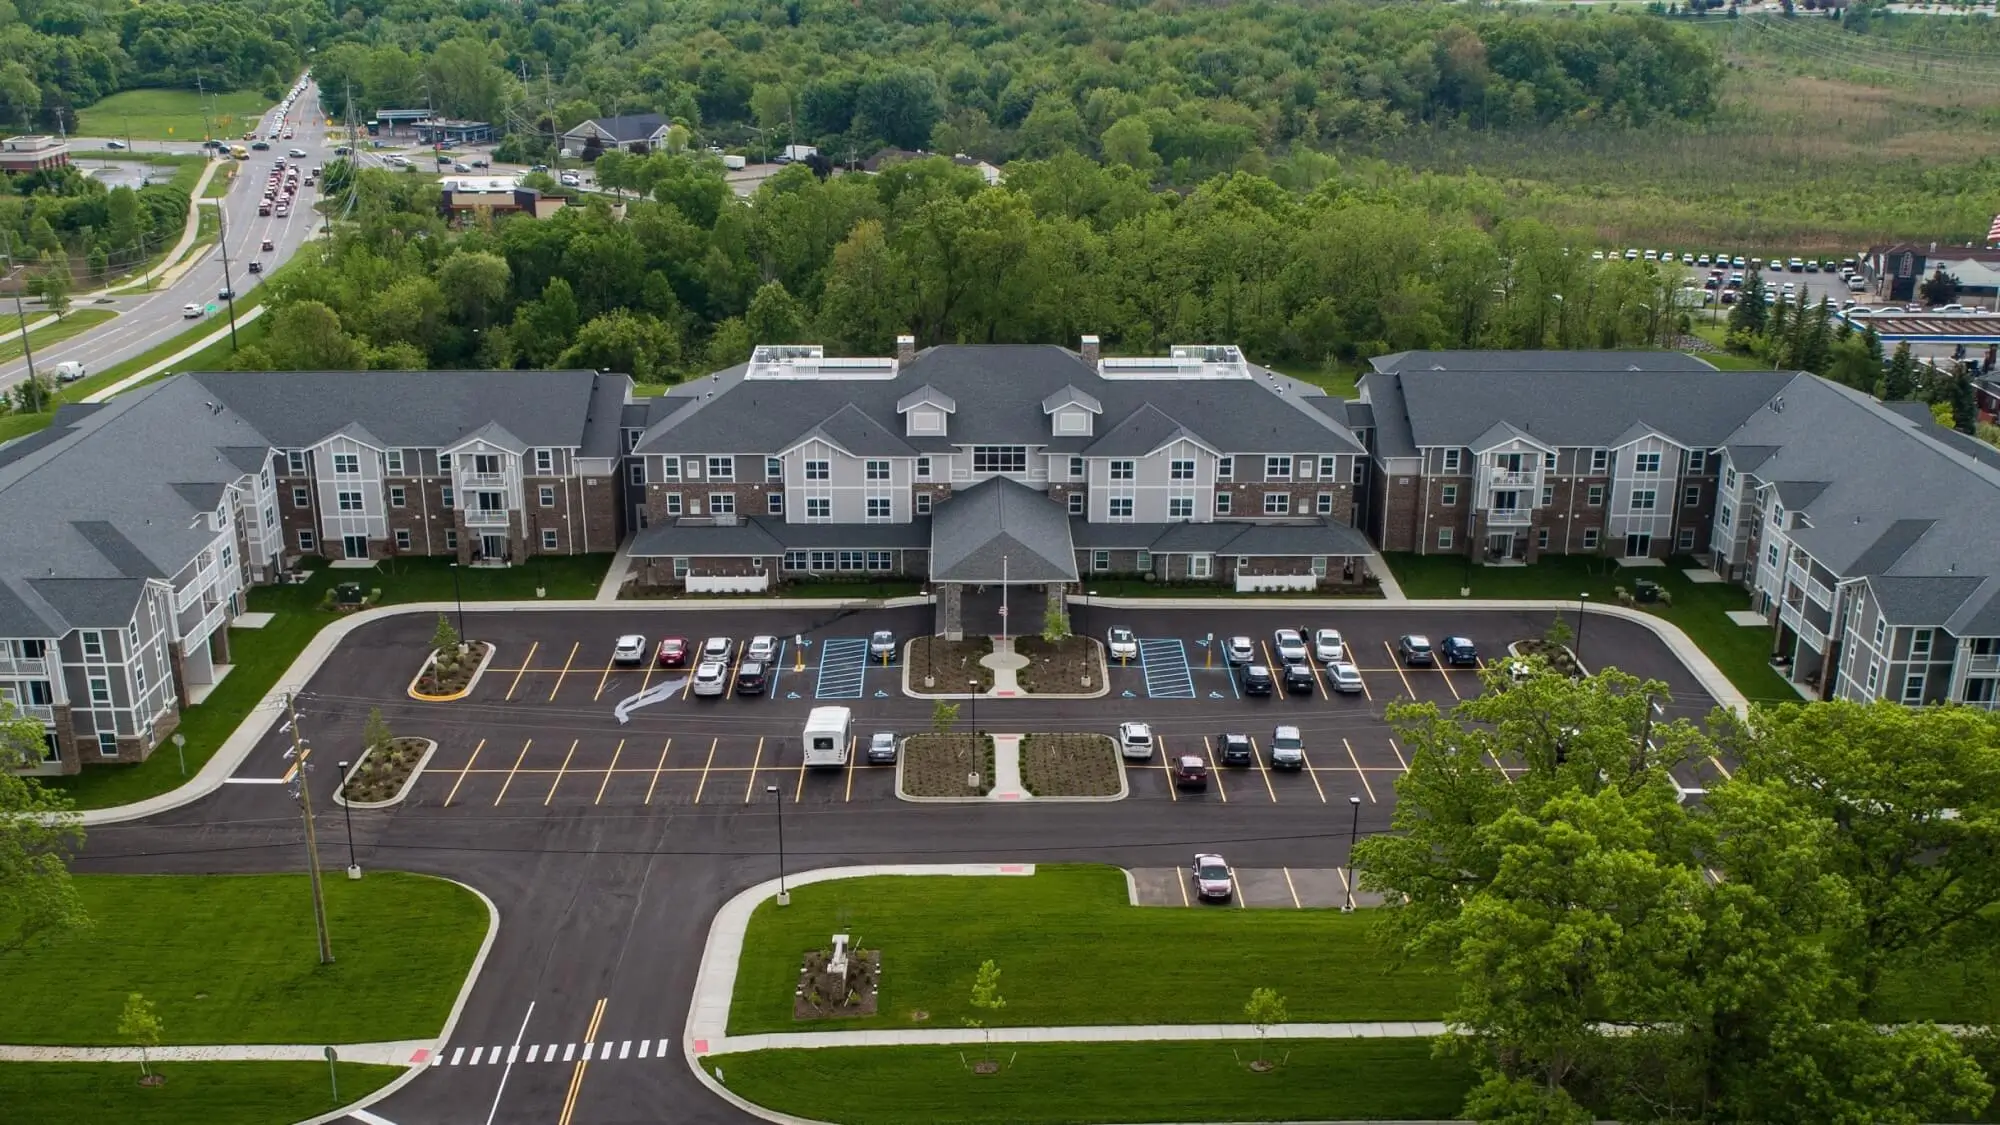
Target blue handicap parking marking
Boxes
[1209,690,1225,699]
[786,691,802,700]
[874,689,889,698]
[1138,638,1197,700]
[1122,689,1137,698]
[814,638,871,700]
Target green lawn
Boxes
[728,866,1450,1035]
[0,873,486,1045]
[47,554,610,809]
[1382,552,1797,706]
[0,308,118,364]
[1262,359,1361,399]
[701,1039,1474,1124]
[78,88,273,142]
[0,1062,400,1125]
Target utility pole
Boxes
[284,693,335,965]
[197,75,214,145]
[215,204,239,349]
[1,229,42,411]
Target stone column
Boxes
[938,582,963,642]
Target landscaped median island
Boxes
[908,635,995,694]
[898,733,995,798]
[701,1039,1474,1125]
[0,1061,402,1125]
[1019,733,1121,797]
[338,710,435,807]
[1013,634,1102,694]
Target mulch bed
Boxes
[794,947,881,1021]
[901,733,996,797]
[340,737,430,803]
[909,635,995,694]
[1014,635,1100,694]
[1020,732,1122,797]
[415,641,490,696]
[1512,638,1584,677]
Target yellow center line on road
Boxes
[557,997,608,1125]
[692,737,718,804]
[547,642,580,702]
[1383,641,1418,700]
[1296,747,1328,803]
[838,736,854,803]
[1343,737,1378,803]
[544,739,578,805]
[644,739,671,805]
[1283,866,1303,909]
[743,737,764,803]
[594,739,625,805]
[503,641,539,701]
[492,739,532,806]
[442,738,485,807]
[1260,640,1287,699]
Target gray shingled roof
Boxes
[799,403,916,457]
[1867,575,1984,628]
[896,385,956,414]
[1386,365,1794,450]
[930,476,1077,583]
[1083,404,1202,458]
[1371,350,1718,374]
[188,370,624,451]
[1041,385,1102,414]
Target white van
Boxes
[803,706,852,768]
[721,154,747,170]
[54,361,86,383]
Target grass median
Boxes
[0,1062,400,1125]
[0,308,118,364]
[0,873,486,1045]
[700,1039,1474,1125]
[728,865,1451,1035]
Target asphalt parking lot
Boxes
[1129,865,1362,909]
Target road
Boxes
[1,78,333,393]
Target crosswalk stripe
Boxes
[584,1041,597,1060]
[470,1047,483,1066]
[563,1043,575,1062]
[490,1046,502,1063]
[527,1045,539,1062]
[637,1039,649,1059]
[619,1040,631,1059]
[449,1047,463,1066]
[507,1045,519,1064]
[546,1043,557,1062]
[658,1037,670,1056]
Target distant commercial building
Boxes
[415,118,496,146]
[366,108,431,136]
[439,178,565,220]
[0,135,70,174]
[562,113,672,155]
[1868,242,2000,305]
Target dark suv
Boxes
[1397,634,1436,666]
[734,660,767,695]
[1216,733,1253,766]
[1241,664,1274,696]
[1282,662,1316,697]
[1441,636,1479,667]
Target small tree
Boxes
[967,959,1005,1062]
[1919,269,1961,308]
[932,699,960,736]
[362,707,392,753]
[35,254,71,320]
[1243,987,1289,1067]
[1543,613,1575,651]
[118,992,163,1083]
[1040,596,1069,643]
[431,613,460,657]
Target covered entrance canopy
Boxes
[928,477,1077,640]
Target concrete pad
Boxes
[1128,866,1190,907]
[1234,867,1301,909]
[329,558,379,569]
[231,611,276,628]
[1680,568,1724,584]
[1613,556,1665,569]
[1286,867,1355,908]
[186,664,232,706]
[1725,610,1767,627]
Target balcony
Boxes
[0,654,49,678]
[461,471,509,488]
[1485,507,1533,527]
[181,601,227,653]
[9,701,54,724]
[1487,469,1537,487]
[174,555,221,612]
[465,508,511,528]
[1968,653,2000,675]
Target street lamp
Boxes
[967,679,978,736]
[336,760,360,879]
[1343,795,1362,913]
[448,561,466,649]
[765,784,789,906]
[171,731,187,776]
[1577,591,1590,670]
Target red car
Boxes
[1172,755,1209,791]
[655,636,690,667]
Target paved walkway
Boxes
[1365,550,1406,600]
[708,1021,1448,1056]
[594,538,636,601]
[0,314,55,345]
[987,734,1025,799]
[0,1039,431,1065]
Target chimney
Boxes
[1080,334,1101,366]
[895,334,916,364]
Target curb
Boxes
[405,642,496,702]
[333,739,438,810]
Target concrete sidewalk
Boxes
[707,1021,1449,1056]
[75,159,224,301]
[82,303,268,405]
[0,1039,431,1065]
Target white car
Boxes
[287,147,306,158]
[700,636,734,663]
[1224,636,1257,665]
[611,634,646,665]
[1326,661,1365,694]
[1117,721,1155,761]
[1106,627,1139,661]
[691,660,728,697]
[746,634,779,663]
[182,303,202,318]
[1313,628,1346,664]
[1272,628,1308,664]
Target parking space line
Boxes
[1309,658,1331,699]
[692,737,718,804]
[547,642,579,702]
[493,739,532,806]
[1259,640,1287,699]
[544,739,578,805]
[1283,867,1302,909]
[504,641,539,701]
[1440,666,1463,701]
[726,649,744,700]
[442,738,485,807]
[592,654,619,701]
[594,739,624,805]
[1192,736,1225,802]
[1709,754,1733,780]
[1357,665,1373,701]
[1488,749,1515,784]
[1344,737,1378,803]
[1296,746,1328,803]
[1388,737,1409,772]
[840,739,855,802]
[1229,734,1274,802]
[1383,641,1418,699]
[769,641,786,699]
[644,739,671,804]
[813,638,869,700]
[1177,871,1190,907]
[1153,742,1178,803]
[743,737,764,803]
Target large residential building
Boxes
[0,369,633,774]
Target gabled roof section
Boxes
[1726,445,1780,474]
[188,370,611,451]
[929,477,1077,583]
[1470,420,1553,454]
[896,385,957,414]
[26,578,150,630]
[1867,574,1984,629]
[1771,480,1829,511]
[1083,404,1211,458]
[1847,519,1935,576]
[219,445,272,474]
[1371,350,1717,375]
[328,420,385,449]
[1041,384,1103,415]
[791,404,916,458]
[447,421,528,455]
[171,482,228,512]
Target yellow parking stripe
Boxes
[544,739,578,804]
[742,737,764,803]
[592,652,620,701]
[594,739,624,804]
[547,642,579,702]
[1383,641,1418,699]
[442,738,484,807]
[503,641,538,701]
[492,739,532,806]
[1296,746,1328,803]
[1344,737,1378,803]
[1283,866,1303,909]
[840,737,856,802]
[692,737,718,804]
[644,738,671,805]
[1259,640,1287,699]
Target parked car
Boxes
[1272,628,1308,664]
[1313,628,1346,664]
[691,660,727,697]
[559,172,580,187]
[1118,721,1155,761]
[869,629,898,662]
[1216,733,1253,766]
[1224,636,1257,665]
[867,731,898,764]
[1240,664,1274,696]
[1282,662,1316,697]
[746,634,779,663]
[656,636,689,666]
[1173,755,1209,791]
[611,635,646,665]
[1441,636,1479,667]
[1106,627,1139,661]
[735,661,767,695]
[1397,634,1436,666]
[700,636,734,663]
[1269,726,1305,770]
[1192,853,1233,901]
[1326,661,1365,694]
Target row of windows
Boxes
[780,550,897,572]
[1435,526,1700,552]
[1438,449,1708,475]
[1437,484,1703,509]
[303,449,562,477]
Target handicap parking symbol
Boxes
[874,689,889,698]
[1121,689,1136,698]
[786,691,801,700]
[1209,690,1225,699]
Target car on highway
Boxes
[1216,733,1253,766]
[1282,662,1316,697]
[1397,634,1436,666]
[1441,636,1479,667]
[1240,663,1274,696]
[1173,755,1209,791]
[471,158,489,168]
[655,636,689,666]
[869,629,898,662]
[247,261,262,274]
[1118,721,1155,761]
[1272,628,1308,664]
[105,139,127,150]
[288,147,306,158]
[867,731,899,764]
[283,130,294,140]
[452,162,471,172]
[250,140,271,151]
[691,660,727,697]
[1106,627,1139,661]
[1269,725,1305,770]
[735,660,767,695]
[1326,661,1365,694]
[261,238,274,251]
[217,286,234,300]
[1192,853,1233,901]
[1224,636,1256,665]
[559,172,580,187]
[700,636,734,663]
[54,361,86,383]
[611,635,646,665]
[182,303,202,318]
[1313,628,1346,664]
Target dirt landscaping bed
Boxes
[901,733,996,797]
[1021,733,1123,797]
[413,641,491,698]
[1015,635,1102,694]
[1510,639,1583,677]
[909,635,995,694]
[339,738,433,805]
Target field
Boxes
[76,89,272,142]
[0,1062,400,1125]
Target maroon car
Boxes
[1172,754,1209,791]
[655,636,690,667]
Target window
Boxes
[1170,459,1196,481]
[1630,489,1657,512]
[287,450,306,474]
[1352,460,1365,485]
[263,505,274,527]
[442,486,454,509]
[768,493,784,515]
[1903,672,1924,703]
[542,530,559,550]
[89,676,110,705]
[625,430,642,453]
[1771,505,1785,528]
[1190,554,1212,579]
[97,731,119,758]
[134,664,147,696]
[1215,492,1232,515]
[1683,486,1701,509]
[1687,449,1706,472]
[1441,449,1461,473]
[1093,550,1110,571]
[1316,493,1333,514]
[474,454,499,475]
[1590,450,1610,473]
[389,487,406,508]
[1109,497,1134,518]
[1541,485,1555,507]
[1677,529,1696,551]
[838,550,865,571]
[1768,543,1781,568]
[917,492,932,515]
[805,460,830,481]
[866,460,890,481]
[292,486,309,509]
[1582,528,1600,549]
[807,497,830,519]
[1587,485,1605,507]
[1537,528,1550,549]
[537,449,554,474]
[332,452,359,475]
[539,486,555,508]
[972,446,1028,474]
[1544,451,1558,471]
[1067,492,1084,515]
[1136,550,1153,572]
[82,631,103,659]
[707,456,734,480]
[1635,451,1662,474]
[1266,455,1293,480]
[395,529,411,549]
[1912,629,1933,658]
[673,558,689,579]
[1725,468,1737,490]
[1441,484,1458,506]
[1110,460,1135,481]
[1263,493,1290,515]
[298,530,316,551]
[867,497,892,519]
[1217,456,1233,480]
[1720,504,1733,528]
[337,490,363,512]
[783,550,806,570]
[1866,661,1881,693]
[709,493,735,515]
[628,463,645,487]
[438,454,452,471]
[444,529,457,550]
[868,551,893,571]
[1319,456,1337,479]
[1437,527,1454,549]
[665,493,683,516]
[916,457,933,480]
[658,458,679,480]
[385,450,404,475]
[1170,497,1194,519]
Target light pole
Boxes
[765,783,789,906]
[171,731,186,776]
[1576,591,1590,671]
[1343,795,1362,913]
[336,759,360,879]
[448,561,466,648]
[967,679,978,736]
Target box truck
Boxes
[721,154,747,170]
[803,706,852,768]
